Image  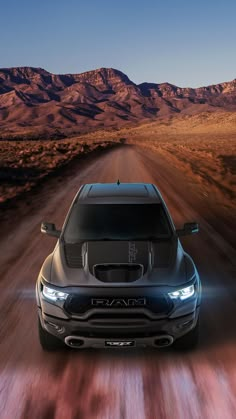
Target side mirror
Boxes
[41,222,61,238]
[176,222,199,237]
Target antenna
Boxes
[117,179,120,185]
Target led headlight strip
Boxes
[168,284,195,300]
[42,285,69,301]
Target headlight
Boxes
[168,284,195,300]
[42,285,69,302]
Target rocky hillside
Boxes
[0,66,235,136]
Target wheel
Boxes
[38,317,65,351]
[173,318,199,351]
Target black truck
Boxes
[36,182,201,350]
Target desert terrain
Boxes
[0,109,235,418]
[1,111,234,231]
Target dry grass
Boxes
[76,110,236,140]
[0,137,120,204]
[139,134,235,207]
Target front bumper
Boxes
[37,279,201,348]
[38,306,200,348]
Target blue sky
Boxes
[0,0,235,87]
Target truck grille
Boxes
[64,294,172,316]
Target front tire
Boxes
[38,317,65,351]
[173,318,199,350]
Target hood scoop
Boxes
[94,264,143,283]
[87,240,149,282]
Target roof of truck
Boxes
[76,183,162,204]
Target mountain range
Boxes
[0,66,235,136]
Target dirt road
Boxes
[0,145,236,419]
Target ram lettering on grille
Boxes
[91,298,146,307]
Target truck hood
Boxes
[44,239,195,288]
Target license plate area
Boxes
[105,340,136,347]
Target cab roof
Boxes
[76,183,162,204]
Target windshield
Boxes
[64,204,172,243]
[64,203,172,242]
